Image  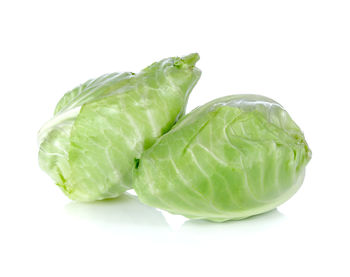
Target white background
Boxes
[1,0,349,276]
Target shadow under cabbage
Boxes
[65,193,286,238]
[65,192,169,229]
[180,209,286,233]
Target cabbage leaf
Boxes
[133,95,311,222]
[38,53,201,201]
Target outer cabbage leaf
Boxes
[38,53,201,201]
[133,95,312,222]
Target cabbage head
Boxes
[133,95,311,222]
[38,53,201,201]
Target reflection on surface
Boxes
[179,209,285,237]
[65,194,286,240]
[184,208,284,227]
[65,193,169,229]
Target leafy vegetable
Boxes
[133,95,311,222]
[38,53,201,201]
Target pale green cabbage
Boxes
[38,53,201,201]
[133,95,311,222]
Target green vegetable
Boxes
[38,53,201,201]
[133,95,311,222]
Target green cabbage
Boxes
[38,53,201,201]
[133,95,311,222]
